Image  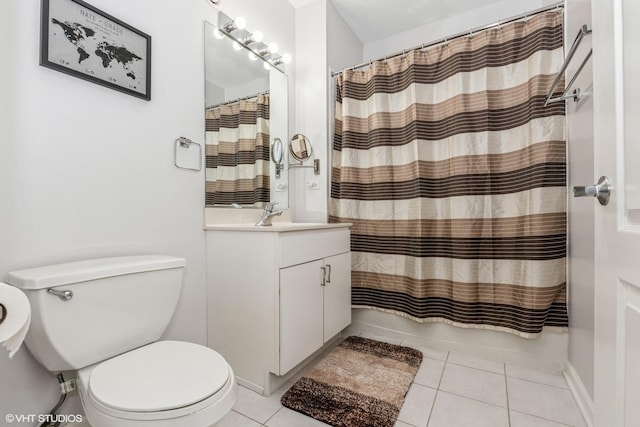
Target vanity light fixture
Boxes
[217,11,292,71]
[223,16,246,33]
[242,30,264,45]
[256,46,270,56]
[268,54,292,67]
[213,28,224,40]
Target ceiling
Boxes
[288,0,509,43]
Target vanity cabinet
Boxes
[279,252,351,374]
[206,223,351,395]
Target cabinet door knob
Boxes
[320,266,326,286]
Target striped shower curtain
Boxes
[205,93,270,206]
[330,11,567,338]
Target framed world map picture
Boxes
[40,0,151,100]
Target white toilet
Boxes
[6,255,236,427]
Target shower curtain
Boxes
[205,93,270,206]
[330,11,567,338]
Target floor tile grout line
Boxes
[399,340,448,363]
[423,351,450,427]
[504,362,511,426]
[424,389,439,427]
[435,389,510,410]
[446,360,506,375]
[510,408,581,427]
[437,351,450,390]
[230,408,269,426]
[505,373,570,391]
[262,406,283,426]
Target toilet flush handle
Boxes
[47,288,73,301]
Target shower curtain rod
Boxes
[331,1,564,77]
[206,90,270,110]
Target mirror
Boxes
[204,18,288,208]
[290,133,312,162]
[271,138,284,179]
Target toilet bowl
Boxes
[77,341,236,426]
[6,255,236,427]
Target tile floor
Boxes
[216,332,586,427]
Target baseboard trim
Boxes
[564,362,594,427]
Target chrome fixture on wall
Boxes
[289,134,320,175]
[216,11,291,71]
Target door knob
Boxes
[573,176,611,206]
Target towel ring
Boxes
[174,137,202,171]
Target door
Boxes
[593,0,640,425]
[279,259,324,374]
[323,252,351,342]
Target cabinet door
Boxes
[279,259,324,374]
[323,252,352,342]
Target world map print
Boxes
[51,19,142,83]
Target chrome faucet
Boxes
[255,202,283,226]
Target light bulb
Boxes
[248,52,258,61]
[253,31,264,43]
[281,53,292,64]
[232,41,242,51]
[263,61,271,70]
[235,16,247,30]
[268,42,278,54]
[213,28,224,40]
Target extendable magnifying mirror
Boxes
[289,134,319,175]
[289,133,312,162]
[271,138,284,179]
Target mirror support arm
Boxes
[288,159,320,175]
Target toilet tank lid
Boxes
[6,255,186,290]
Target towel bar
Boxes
[545,25,592,106]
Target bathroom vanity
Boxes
[205,215,351,395]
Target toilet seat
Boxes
[78,341,235,423]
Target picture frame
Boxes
[40,0,151,100]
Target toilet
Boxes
[6,255,236,427]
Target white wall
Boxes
[224,76,269,102]
[206,81,225,106]
[566,0,595,401]
[292,0,328,222]
[292,0,362,222]
[0,0,294,420]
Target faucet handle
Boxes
[265,201,279,212]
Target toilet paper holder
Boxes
[0,303,6,325]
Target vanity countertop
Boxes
[204,208,351,232]
[205,222,351,232]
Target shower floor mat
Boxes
[281,336,423,427]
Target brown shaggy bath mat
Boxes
[281,336,423,427]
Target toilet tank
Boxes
[7,255,185,372]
